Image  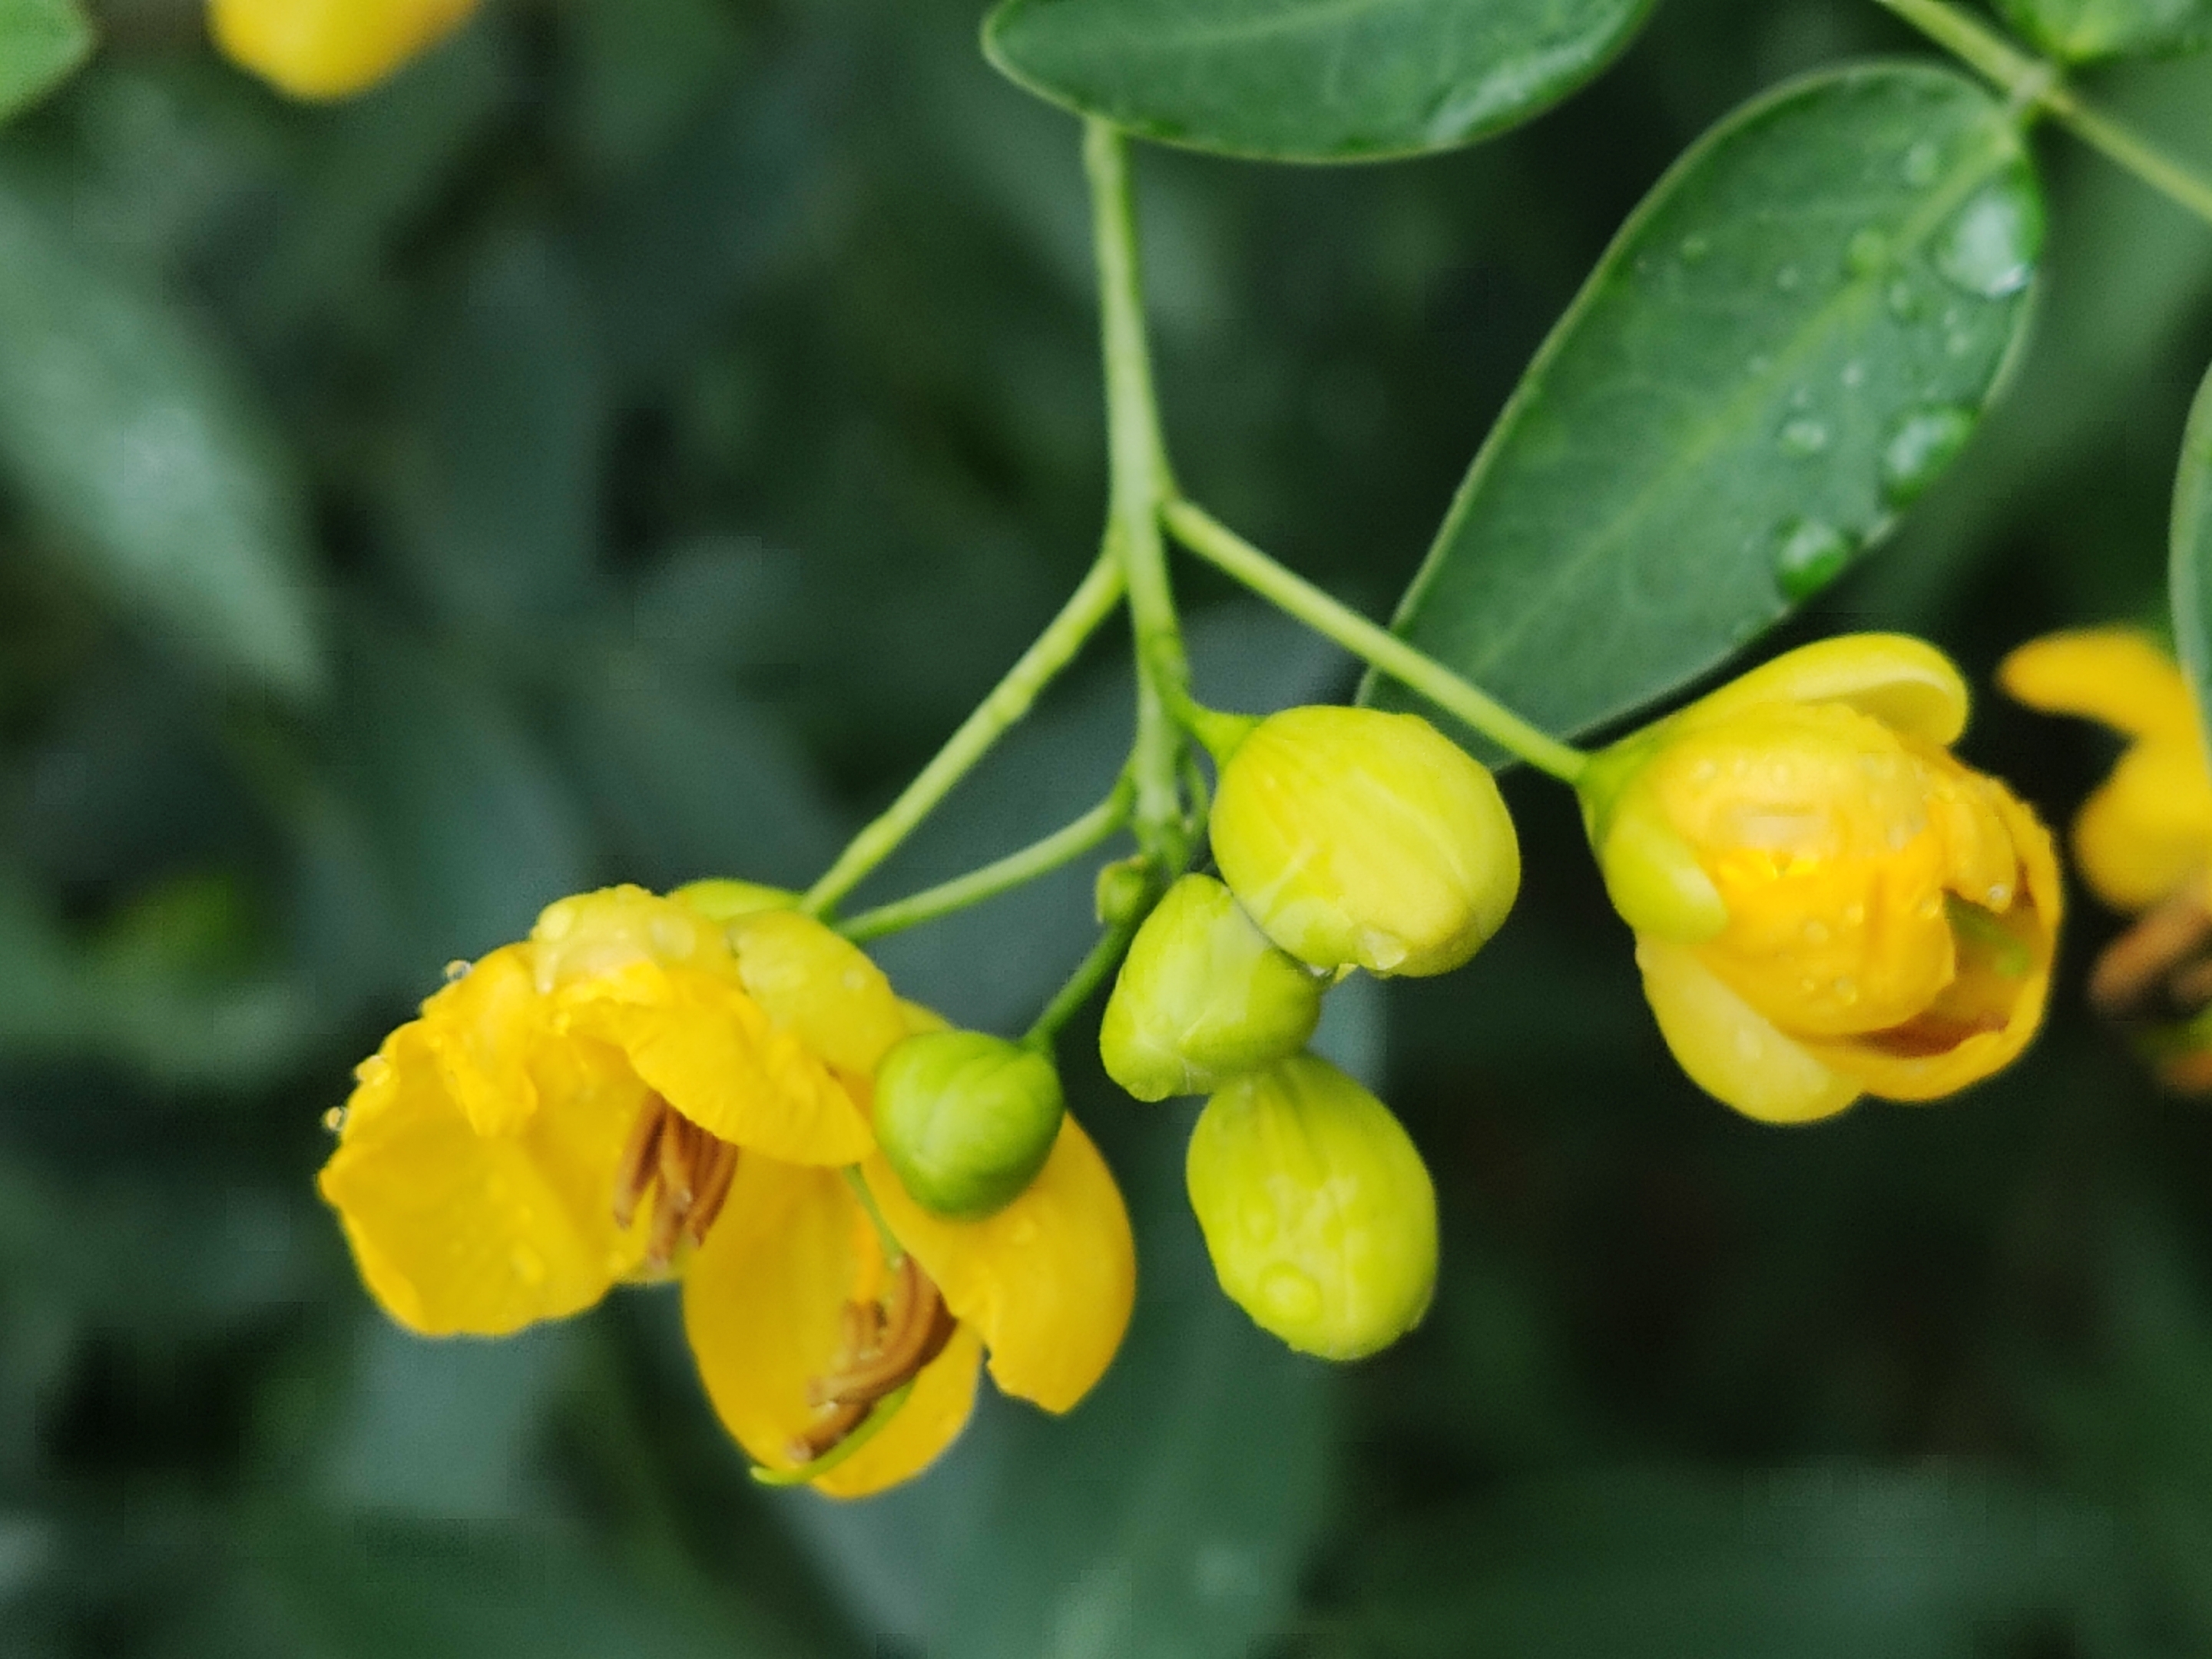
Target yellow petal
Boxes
[418,943,544,1137]
[864,1112,1135,1412]
[1998,629,2202,742]
[319,1025,650,1337]
[554,961,873,1165]
[210,0,477,100]
[1636,938,1860,1124]
[681,1159,982,1498]
[727,909,912,1077]
[1683,634,1969,745]
[2074,744,2212,912]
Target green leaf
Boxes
[0,190,323,697]
[0,0,91,123]
[982,0,1656,163]
[2171,359,2212,721]
[1995,0,2212,62]
[1369,65,2041,757]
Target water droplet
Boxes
[511,1247,548,1286]
[1918,894,1944,920]
[1258,1264,1323,1325]
[1845,227,1889,276]
[1945,330,1974,358]
[1747,353,1773,376]
[1832,977,1859,1007]
[1843,902,1866,929]
[1775,263,1803,292]
[443,959,470,982]
[1772,518,1853,601]
[1790,384,1813,409]
[1692,759,1719,784]
[1986,882,2012,908]
[1934,174,2042,298]
[1840,360,1866,389]
[1734,1028,1763,1061]
[1880,405,1976,506]
[1779,418,1831,458]
[1886,279,1924,321]
[1902,141,1942,188]
[1010,1217,1040,1247]
[322,1107,347,1134]
[1803,920,1832,945]
[1241,1199,1277,1245]
[1679,232,1712,264]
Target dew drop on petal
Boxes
[1833,977,1859,1007]
[1803,920,1832,945]
[512,1247,548,1286]
[1258,1264,1323,1326]
[322,1107,347,1134]
[443,959,470,982]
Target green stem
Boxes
[838,785,1135,943]
[1873,0,2212,230]
[750,1379,917,1488]
[1086,120,1192,863]
[1023,913,1144,1050]
[802,554,1125,918]
[1162,498,1591,783]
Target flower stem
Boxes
[1872,0,2212,230]
[1161,498,1591,783]
[1024,912,1144,1051]
[750,1379,917,1488]
[801,553,1126,919]
[1086,120,1194,866]
[838,785,1135,943]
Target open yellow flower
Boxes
[1580,636,2061,1125]
[210,0,479,100]
[1998,629,2212,913]
[318,884,1135,1497]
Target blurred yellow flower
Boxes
[1998,629,2212,913]
[210,0,479,100]
[318,885,1134,1496]
[1581,636,2061,1126]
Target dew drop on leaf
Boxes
[1934,176,2041,299]
[1879,405,1976,505]
[1772,518,1854,601]
[1844,227,1889,276]
[1778,418,1831,458]
[1901,141,1942,187]
[1886,278,1923,321]
[1678,232,1711,264]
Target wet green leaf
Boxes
[0,0,91,122]
[1369,65,2040,756]
[982,0,1654,161]
[2171,359,2212,720]
[1995,0,2212,62]
[0,191,323,697]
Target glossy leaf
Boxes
[0,0,91,122]
[0,191,323,697]
[982,0,1656,162]
[2171,359,2212,725]
[1370,65,2041,757]
[1995,0,2212,61]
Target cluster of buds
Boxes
[1101,705,1520,1358]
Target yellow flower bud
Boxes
[874,1031,1066,1218]
[1185,1054,1436,1360]
[210,0,479,101]
[1581,634,2061,1124]
[672,879,797,922]
[1209,706,1520,977]
[1099,874,1323,1101]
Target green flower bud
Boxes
[1209,705,1519,978]
[1186,1053,1436,1360]
[874,1031,1065,1219]
[1094,856,1154,928]
[1099,874,1323,1101]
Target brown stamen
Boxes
[788,1255,959,1463]
[2091,875,2212,1018]
[610,1095,742,1269]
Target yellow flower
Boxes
[1998,629,2212,913]
[1581,635,2061,1125]
[318,884,1135,1497]
[210,0,479,100]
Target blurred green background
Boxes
[3,0,2212,1653]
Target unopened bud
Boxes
[1210,706,1518,977]
[1094,856,1154,928]
[1185,1054,1436,1360]
[1100,875,1323,1101]
[874,1031,1066,1218]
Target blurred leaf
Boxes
[0,188,323,696]
[1333,1465,2134,1658]
[1995,0,2212,61]
[982,0,1654,162]
[1370,65,2040,755]
[0,0,91,124]
[2172,358,2212,719]
[394,230,605,627]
